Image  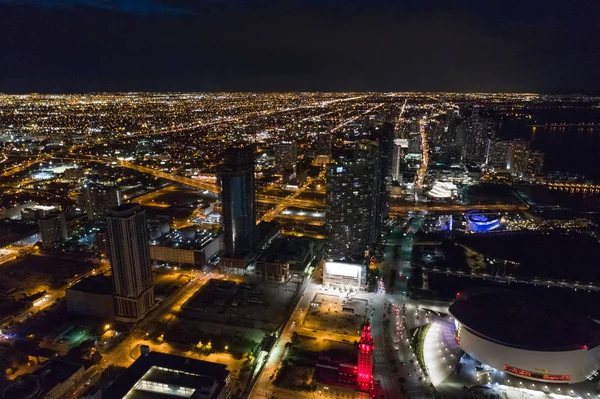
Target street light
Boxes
[104,324,111,330]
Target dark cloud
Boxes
[0,0,599,93]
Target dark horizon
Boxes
[1,0,600,94]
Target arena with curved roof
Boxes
[449,290,600,384]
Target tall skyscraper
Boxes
[444,109,463,162]
[39,213,68,249]
[273,141,297,173]
[463,108,495,165]
[326,142,378,263]
[219,147,256,258]
[107,203,154,322]
[372,124,394,238]
[82,183,121,221]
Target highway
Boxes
[394,98,408,132]
[390,203,529,215]
[415,119,429,189]
[0,157,47,177]
[260,179,320,222]
[57,153,530,219]
[420,266,600,292]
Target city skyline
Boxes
[0,92,599,398]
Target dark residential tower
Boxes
[273,141,298,174]
[82,183,121,221]
[326,142,379,263]
[219,147,256,258]
[463,108,495,165]
[315,133,332,157]
[107,203,154,322]
[39,213,68,249]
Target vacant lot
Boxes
[0,253,95,297]
[303,293,367,337]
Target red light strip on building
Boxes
[504,365,570,381]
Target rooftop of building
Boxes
[2,359,84,399]
[449,289,600,351]
[109,203,142,217]
[66,274,113,295]
[257,221,280,239]
[150,228,219,251]
[103,351,229,399]
[257,236,312,264]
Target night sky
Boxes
[1,0,599,93]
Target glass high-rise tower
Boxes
[219,147,256,258]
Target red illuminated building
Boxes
[357,321,374,392]
[312,321,375,399]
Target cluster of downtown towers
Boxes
[221,124,395,266]
[104,125,394,323]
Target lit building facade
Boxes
[219,147,256,258]
[508,148,530,175]
[107,203,154,322]
[488,139,529,169]
[312,322,372,399]
[357,322,374,393]
[465,211,501,233]
[323,261,366,291]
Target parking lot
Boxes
[303,293,367,336]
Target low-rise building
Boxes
[0,201,35,219]
[254,236,314,282]
[1,360,85,399]
[65,275,115,320]
[313,354,369,399]
[323,262,366,291]
[220,222,281,276]
[256,221,281,251]
[150,232,221,266]
[102,349,231,399]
